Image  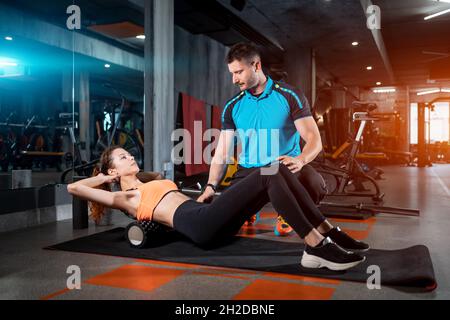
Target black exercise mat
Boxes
[45,228,437,290]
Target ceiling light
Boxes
[4,36,13,41]
[0,61,18,67]
[352,41,359,46]
[424,8,450,20]
[376,82,382,86]
[441,88,450,92]
[417,89,440,95]
[136,34,145,40]
[373,88,396,93]
[366,66,373,70]
[104,64,111,68]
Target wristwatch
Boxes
[202,183,217,193]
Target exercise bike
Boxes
[313,101,419,217]
[312,102,386,202]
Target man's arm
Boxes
[197,130,235,202]
[278,117,322,173]
[276,84,323,172]
[294,116,323,164]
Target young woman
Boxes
[68,146,369,271]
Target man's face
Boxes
[228,59,259,91]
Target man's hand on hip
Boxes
[277,155,306,174]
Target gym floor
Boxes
[0,164,449,300]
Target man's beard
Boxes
[237,77,258,91]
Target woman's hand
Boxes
[98,172,120,184]
[68,172,121,196]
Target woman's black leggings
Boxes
[173,164,327,247]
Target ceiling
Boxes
[3,0,450,90]
[0,0,144,100]
[216,0,450,89]
[376,0,450,88]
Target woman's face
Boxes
[107,148,139,177]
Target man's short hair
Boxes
[226,42,261,64]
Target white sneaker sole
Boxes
[301,251,366,271]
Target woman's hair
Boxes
[89,145,122,224]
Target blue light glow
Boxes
[0,56,23,78]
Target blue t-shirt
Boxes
[221,77,312,168]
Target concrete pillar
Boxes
[417,103,427,167]
[284,46,312,104]
[332,89,347,109]
[144,0,175,178]
[311,49,316,108]
[62,71,73,104]
[72,176,88,230]
[144,0,154,172]
[406,86,411,151]
[79,72,90,161]
[348,87,360,101]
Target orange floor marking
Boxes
[233,279,335,300]
[85,265,185,291]
[259,212,278,219]
[241,223,274,231]
[198,266,259,275]
[262,272,341,285]
[134,259,199,269]
[191,271,250,280]
[329,217,377,240]
[40,288,70,300]
[341,228,370,240]
[238,233,258,239]
[330,217,377,224]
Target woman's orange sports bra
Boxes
[136,180,179,221]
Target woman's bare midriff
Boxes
[152,191,191,228]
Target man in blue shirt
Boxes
[198,43,328,236]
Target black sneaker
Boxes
[301,237,366,271]
[323,227,370,252]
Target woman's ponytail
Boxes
[88,146,121,224]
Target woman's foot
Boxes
[301,237,366,271]
[322,227,370,252]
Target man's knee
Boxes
[299,165,327,203]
